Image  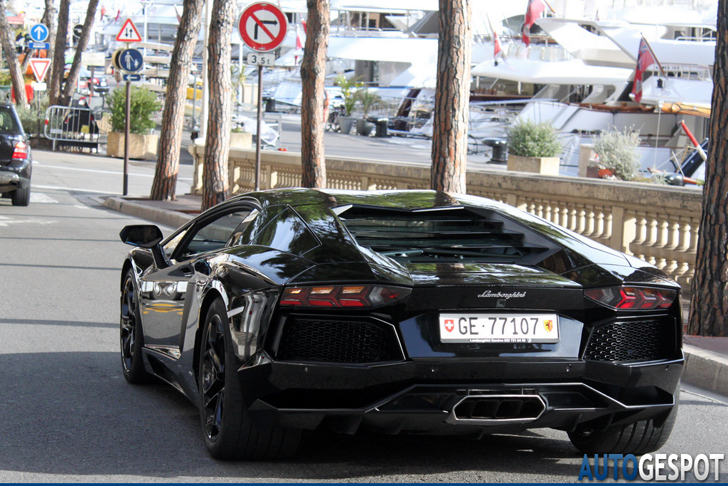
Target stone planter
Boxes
[229,132,252,149]
[507,154,560,176]
[356,117,375,136]
[339,116,355,135]
[107,132,158,160]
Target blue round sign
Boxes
[119,48,144,73]
[30,24,49,42]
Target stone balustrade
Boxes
[188,145,703,293]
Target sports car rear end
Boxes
[118,189,682,458]
[232,191,682,454]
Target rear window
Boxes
[337,206,559,265]
[0,107,21,134]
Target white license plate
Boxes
[439,313,559,344]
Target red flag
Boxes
[631,38,656,103]
[522,0,546,46]
[494,30,502,58]
[301,19,307,34]
[115,9,120,21]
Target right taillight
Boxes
[584,286,676,310]
[12,141,28,160]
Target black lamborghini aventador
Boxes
[119,189,683,460]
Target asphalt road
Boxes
[0,150,727,482]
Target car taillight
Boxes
[280,285,411,308]
[584,286,676,310]
[12,141,28,159]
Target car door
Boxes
[138,204,257,358]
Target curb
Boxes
[682,345,728,396]
[103,196,195,229]
[101,196,728,398]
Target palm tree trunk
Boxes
[48,0,70,107]
[689,0,728,337]
[201,0,234,210]
[300,0,330,188]
[59,0,99,106]
[150,0,206,201]
[0,0,28,106]
[430,0,471,193]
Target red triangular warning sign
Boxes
[116,18,142,42]
[29,58,51,82]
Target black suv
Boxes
[0,103,32,206]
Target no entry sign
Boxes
[238,2,288,52]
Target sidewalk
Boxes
[102,193,728,398]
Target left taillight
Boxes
[280,284,411,308]
[584,286,676,310]
[12,141,28,160]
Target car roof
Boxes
[223,188,636,270]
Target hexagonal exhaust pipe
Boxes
[448,394,545,424]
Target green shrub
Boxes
[593,127,641,181]
[108,86,161,134]
[354,88,383,117]
[507,120,562,158]
[334,74,363,117]
[16,96,49,134]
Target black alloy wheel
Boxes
[120,269,149,383]
[200,303,228,447]
[198,297,301,460]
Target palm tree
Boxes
[0,0,28,106]
[150,0,206,201]
[201,0,235,210]
[300,0,330,188]
[431,0,472,193]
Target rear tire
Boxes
[199,298,301,460]
[11,185,30,206]
[568,389,679,455]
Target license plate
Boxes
[439,313,559,344]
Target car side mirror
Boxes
[120,225,170,269]
[120,225,163,247]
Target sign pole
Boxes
[124,80,131,196]
[255,65,263,191]
[238,2,288,192]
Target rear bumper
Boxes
[0,159,31,191]
[240,353,683,435]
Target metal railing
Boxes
[44,105,106,152]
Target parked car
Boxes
[0,103,32,206]
[63,65,108,94]
[118,189,683,460]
